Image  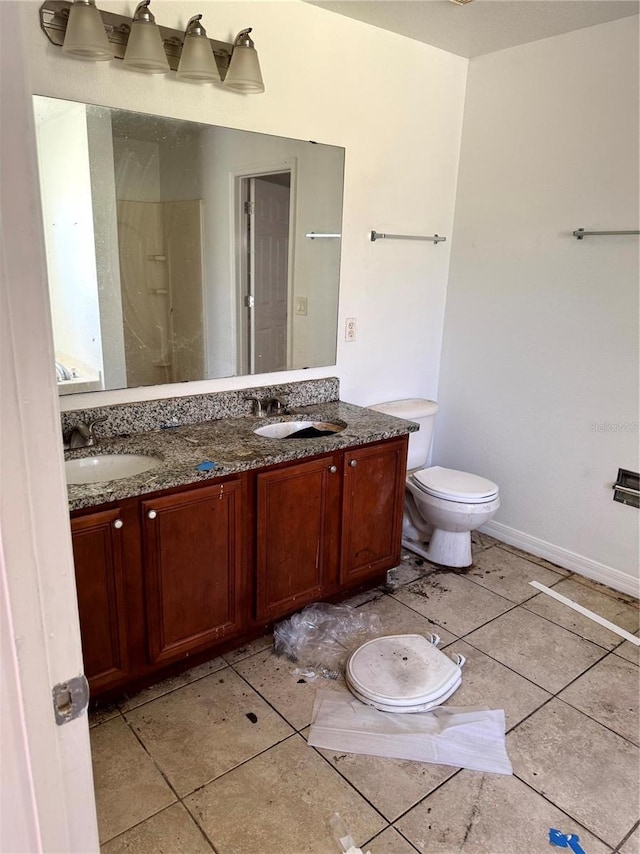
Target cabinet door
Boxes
[142,479,245,665]
[70,508,130,693]
[340,437,408,586]
[256,455,341,621]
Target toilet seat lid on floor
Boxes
[412,466,499,503]
[346,634,462,705]
[347,673,462,713]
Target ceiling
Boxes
[303,0,639,58]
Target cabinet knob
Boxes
[113,519,123,529]
[349,459,358,467]
[328,465,337,473]
[147,510,157,520]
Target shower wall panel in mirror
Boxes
[32,96,345,395]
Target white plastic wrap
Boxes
[273,602,382,680]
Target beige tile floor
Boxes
[91,535,640,853]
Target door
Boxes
[70,508,130,693]
[1,6,99,849]
[244,173,291,373]
[142,480,245,665]
[256,455,341,621]
[340,438,408,586]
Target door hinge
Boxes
[244,200,255,215]
[52,674,90,725]
[244,295,255,309]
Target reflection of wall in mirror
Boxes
[114,133,205,388]
[34,97,344,393]
[205,128,342,378]
[34,99,105,390]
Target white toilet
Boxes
[370,399,500,568]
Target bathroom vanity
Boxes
[64,386,416,700]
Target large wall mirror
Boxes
[32,96,345,395]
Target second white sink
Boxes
[65,454,162,485]
[254,421,345,439]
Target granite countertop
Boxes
[66,400,418,511]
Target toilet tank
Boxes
[369,398,439,470]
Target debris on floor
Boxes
[549,828,586,854]
[329,812,372,854]
[529,581,640,645]
[308,689,512,775]
[273,602,381,679]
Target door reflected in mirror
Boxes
[33,96,344,395]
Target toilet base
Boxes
[426,528,472,568]
[402,537,432,563]
[402,529,472,569]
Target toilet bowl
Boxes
[406,467,500,567]
[369,400,500,569]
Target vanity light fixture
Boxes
[224,28,264,93]
[62,0,112,61]
[123,0,170,74]
[176,14,220,83]
[39,0,265,91]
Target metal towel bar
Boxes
[573,228,639,240]
[370,230,446,244]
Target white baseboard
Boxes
[480,521,640,599]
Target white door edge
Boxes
[1,5,99,852]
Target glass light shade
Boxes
[177,34,220,83]
[123,21,169,73]
[224,45,264,93]
[62,1,112,61]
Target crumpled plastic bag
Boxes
[273,602,382,680]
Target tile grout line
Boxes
[90,550,637,850]
[614,818,640,852]
[364,822,422,853]
[97,801,218,853]
[513,773,622,851]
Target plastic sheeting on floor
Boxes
[308,689,513,776]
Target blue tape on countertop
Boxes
[196,461,218,472]
[549,829,586,854]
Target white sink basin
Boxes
[65,454,162,485]
[254,421,345,439]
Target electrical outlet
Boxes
[345,317,357,342]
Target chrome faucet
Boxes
[265,396,290,416]
[245,396,267,417]
[65,416,108,449]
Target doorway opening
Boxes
[235,168,294,375]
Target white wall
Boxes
[204,126,343,376]
[22,0,468,411]
[34,100,104,378]
[435,17,639,592]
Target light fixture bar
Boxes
[40,0,233,77]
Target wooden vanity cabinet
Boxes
[255,453,342,622]
[340,437,407,586]
[69,435,407,699]
[142,479,246,666]
[70,474,248,697]
[70,507,132,694]
[255,436,408,622]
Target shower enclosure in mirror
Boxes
[32,96,344,395]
